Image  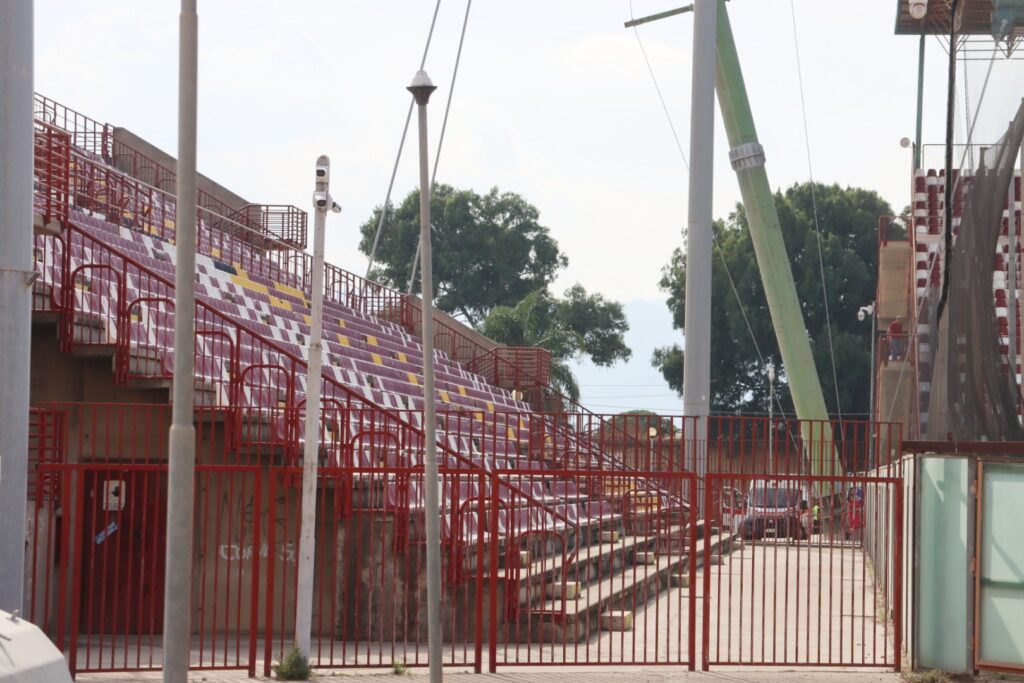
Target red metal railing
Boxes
[33,96,558,390]
[34,93,112,159]
[468,347,552,390]
[53,222,574,536]
[228,204,308,250]
[34,93,308,249]
[33,121,71,229]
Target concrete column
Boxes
[0,0,33,613]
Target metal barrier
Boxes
[23,402,905,674]
[701,472,902,669]
[487,468,699,669]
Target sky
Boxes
[35,1,1024,413]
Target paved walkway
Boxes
[76,669,903,682]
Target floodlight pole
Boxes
[681,0,717,515]
[409,70,443,683]
[0,0,33,614]
[295,155,334,658]
[163,1,198,682]
[623,0,716,514]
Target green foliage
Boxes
[272,646,312,681]
[391,659,408,675]
[482,287,631,403]
[653,182,891,416]
[607,410,677,436]
[358,185,567,326]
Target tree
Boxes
[653,182,891,417]
[358,185,567,326]
[482,287,631,402]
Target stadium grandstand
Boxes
[12,0,1024,679]
[24,91,894,676]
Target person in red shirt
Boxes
[888,316,905,360]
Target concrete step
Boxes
[514,531,736,643]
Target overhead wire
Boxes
[364,0,443,281]
[789,0,844,422]
[628,0,790,419]
[407,0,474,294]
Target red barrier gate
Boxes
[701,472,902,670]
[23,405,905,675]
[487,468,700,669]
[28,463,264,676]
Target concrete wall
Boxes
[111,127,252,211]
[30,322,169,408]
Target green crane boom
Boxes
[714,0,840,478]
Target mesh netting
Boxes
[927,101,1024,441]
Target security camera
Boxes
[313,191,329,210]
[315,155,330,184]
[330,200,342,214]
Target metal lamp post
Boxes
[163,2,199,681]
[408,70,443,683]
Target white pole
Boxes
[163,1,198,681]
[868,303,876,464]
[681,0,717,514]
[768,364,775,475]
[295,156,333,657]
[0,0,33,613]
[408,70,443,683]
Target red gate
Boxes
[27,463,264,676]
[701,472,903,670]
[487,468,700,669]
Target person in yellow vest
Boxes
[812,502,821,534]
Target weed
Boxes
[272,646,312,681]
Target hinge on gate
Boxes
[969,480,978,497]
[970,557,977,577]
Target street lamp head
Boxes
[407,70,437,105]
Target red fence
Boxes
[701,472,902,669]
[24,402,905,675]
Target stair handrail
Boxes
[59,219,577,532]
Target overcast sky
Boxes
[36,1,1024,412]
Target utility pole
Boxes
[295,155,339,658]
[622,0,716,513]
[680,0,717,508]
[163,1,198,681]
[408,70,443,683]
[0,0,33,613]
